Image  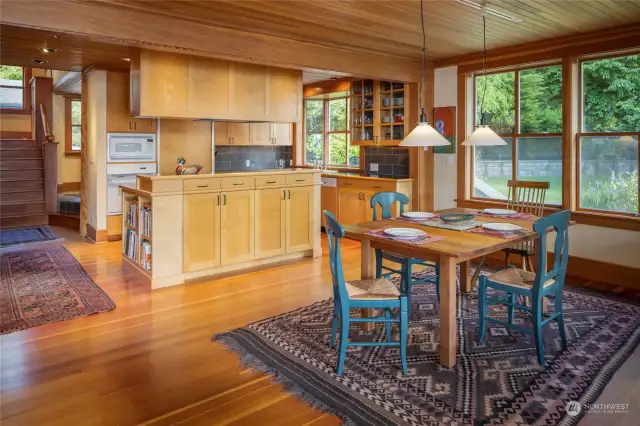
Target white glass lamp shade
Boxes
[399,122,451,147]
[461,125,507,146]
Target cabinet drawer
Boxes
[138,179,183,193]
[221,176,255,189]
[321,177,337,187]
[256,175,286,187]
[338,178,395,192]
[285,173,314,185]
[184,178,221,192]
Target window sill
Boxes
[0,108,31,115]
[300,164,363,173]
[456,198,562,213]
[64,151,82,157]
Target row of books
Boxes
[126,203,138,228]
[124,229,139,262]
[141,240,152,271]
[140,206,152,238]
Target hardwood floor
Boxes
[1,227,638,425]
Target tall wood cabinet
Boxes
[106,72,156,133]
[286,185,315,252]
[351,79,408,147]
[220,189,255,265]
[183,192,221,272]
[255,187,286,259]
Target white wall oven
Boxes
[107,163,157,215]
[108,133,156,163]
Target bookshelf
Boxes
[122,189,152,277]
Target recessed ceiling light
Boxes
[31,59,48,64]
[122,58,131,62]
[40,48,57,53]
[52,35,59,39]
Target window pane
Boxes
[329,133,347,166]
[305,99,323,133]
[71,100,82,125]
[348,142,360,167]
[305,133,323,165]
[474,138,512,199]
[0,87,23,109]
[476,72,515,134]
[519,65,562,133]
[0,65,23,82]
[580,136,638,214]
[71,126,81,151]
[328,98,347,131]
[516,137,563,205]
[582,54,640,132]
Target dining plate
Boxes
[483,208,517,215]
[383,227,427,239]
[482,222,524,232]
[401,212,436,220]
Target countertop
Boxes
[139,168,321,180]
[321,171,413,183]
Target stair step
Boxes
[0,169,44,180]
[0,213,48,229]
[0,159,44,170]
[49,211,80,229]
[0,201,46,217]
[0,140,37,149]
[0,149,43,159]
[0,179,44,191]
[0,190,44,203]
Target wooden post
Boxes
[31,76,57,214]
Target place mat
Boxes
[420,219,482,231]
[477,211,534,220]
[466,226,530,239]
[391,214,440,223]
[367,228,445,245]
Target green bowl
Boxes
[440,213,475,223]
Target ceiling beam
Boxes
[52,71,82,95]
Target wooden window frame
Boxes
[0,66,32,114]
[303,96,357,169]
[65,95,82,155]
[470,63,563,206]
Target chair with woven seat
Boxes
[477,209,570,365]
[370,192,440,312]
[323,210,408,376]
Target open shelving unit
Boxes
[122,190,153,277]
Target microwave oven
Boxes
[108,133,156,163]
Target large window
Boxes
[473,65,563,204]
[0,65,28,111]
[579,54,639,215]
[304,96,359,168]
[66,97,82,153]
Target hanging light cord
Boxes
[479,6,488,125]
[419,0,426,118]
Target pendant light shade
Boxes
[400,109,451,147]
[461,124,506,146]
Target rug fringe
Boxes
[212,334,356,426]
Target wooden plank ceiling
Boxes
[85,0,640,60]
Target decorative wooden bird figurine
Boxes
[175,157,202,175]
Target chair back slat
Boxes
[532,210,571,293]
[506,180,549,217]
[370,191,409,221]
[323,210,350,304]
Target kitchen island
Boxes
[121,169,322,289]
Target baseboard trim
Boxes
[482,251,640,290]
[86,224,109,244]
[57,182,81,193]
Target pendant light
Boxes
[399,0,450,147]
[461,6,506,146]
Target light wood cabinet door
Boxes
[183,193,221,272]
[320,186,338,223]
[106,72,133,132]
[220,190,255,265]
[131,118,157,133]
[189,56,230,119]
[230,62,267,120]
[363,191,385,222]
[229,122,251,145]
[138,50,189,117]
[255,187,286,259]
[271,123,292,145]
[267,67,301,122]
[250,123,271,145]
[286,185,314,253]
[214,122,230,146]
[338,188,366,226]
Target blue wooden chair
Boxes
[370,192,440,311]
[477,210,570,365]
[323,210,408,376]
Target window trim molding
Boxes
[65,95,82,155]
[0,67,32,114]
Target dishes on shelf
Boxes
[482,223,524,232]
[483,208,517,215]
[401,212,436,221]
[383,227,426,240]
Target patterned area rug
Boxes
[0,246,116,334]
[213,268,640,426]
[0,226,62,248]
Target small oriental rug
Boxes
[0,246,116,334]
[0,226,62,248]
[213,268,640,426]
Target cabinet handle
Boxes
[217,195,220,205]
[223,194,226,205]
[232,137,235,144]
[373,185,381,189]
[140,167,147,170]
[287,189,291,199]
[273,138,277,144]
[128,121,132,131]
[133,121,137,130]
[282,189,286,200]
[228,136,231,144]
[233,183,244,186]
[267,181,276,184]
[345,182,353,186]
[197,185,208,188]
[295,179,305,182]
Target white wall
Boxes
[52,93,81,186]
[433,65,640,268]
[433,66,458,210]
[86,71,107,230]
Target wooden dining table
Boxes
[342,207,548,368]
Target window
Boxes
[0,65,30,112]
[304,96,359,168]
[66,97,82,153]
[473,65,563,204]
[578,54,639,215]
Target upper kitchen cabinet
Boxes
[249,122,292,146]
[106,72,156,133]
[131,49,302,122]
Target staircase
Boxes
[0,139,48,228]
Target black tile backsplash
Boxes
[215,145,293,171]
[363,147,410,178]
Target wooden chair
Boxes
[470,180,550,288]
[323,210,408,376]
[370,192,440,313]
[477,210,570,365]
